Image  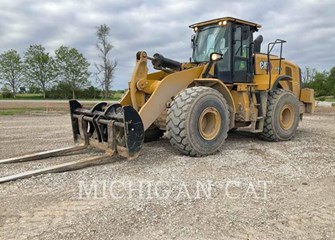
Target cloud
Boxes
[0,0,334,89]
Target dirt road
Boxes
[0,107,334,239]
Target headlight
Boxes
[210,52,223,61]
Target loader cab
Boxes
[190,17,260,83]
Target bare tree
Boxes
[302,66,316,83]
[95,24,117,98]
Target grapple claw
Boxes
[69,100,144,159]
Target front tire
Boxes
[167,86,229,156]
[144,126,164,142]
[260,89,300,141]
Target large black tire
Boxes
[144,127,164,142]
[260,89,300,141]
[167,86,229,157]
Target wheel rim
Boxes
[280,104,294,130]
[198,107,222,140]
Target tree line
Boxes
[302,66,335,97]
[0,24,117,99]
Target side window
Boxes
[218,38,226,53]
[206,33,215,55]
[216,31,230,72]
[233,26,250,72]
[234,27,242,56]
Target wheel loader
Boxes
[0,17,315,183]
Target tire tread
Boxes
[260,89,298,141]
[167,86,229,156]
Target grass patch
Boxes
[0,107,46,116]
[0,93,122,101]
[0,93,44,100]
[316,96,335,102]
[15,93,44,100]
[111,91,124,101]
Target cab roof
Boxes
[189,17,261,29]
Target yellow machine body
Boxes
[120,52,315,133]
[0,17,317,184]
[73,16,316,158]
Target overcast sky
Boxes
[1,0,334,89]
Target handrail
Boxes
[267,39,286,89]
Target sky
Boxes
[1,0,334,90]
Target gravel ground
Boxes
[0,107,334,240]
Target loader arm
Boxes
[121,51,204,131]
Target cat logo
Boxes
[259,61,269,70]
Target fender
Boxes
[193,78,236,129]
[271,75,292,90]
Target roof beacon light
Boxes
[219,20,227,26]
[223,20,227,25]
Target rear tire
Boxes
[167,86,229,156]
[260,89,300,141]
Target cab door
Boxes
[232,24,253,83]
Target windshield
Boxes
[192,26,230,62]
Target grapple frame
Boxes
[69,100,144,159]
[0,101,144,183]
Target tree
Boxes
[307,71,329,97]
[23,45,57,99]
[95,24,117,98]
[55,46,90,99]
[326,67,335,96]
[0,49,24,98]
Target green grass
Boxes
[0,93,122,101]
[111,91,124,100]
[0,107,46,116]
[317,98,335,102]
[15,93,44,100]
[316,96,335,102]
[0,93,44,100]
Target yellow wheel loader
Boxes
[0,17,315,183]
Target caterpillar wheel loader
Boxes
[0,17,315,183]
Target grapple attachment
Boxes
[69,100,144,159]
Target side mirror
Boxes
[202,52,223,78]
[210,52,223,62]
